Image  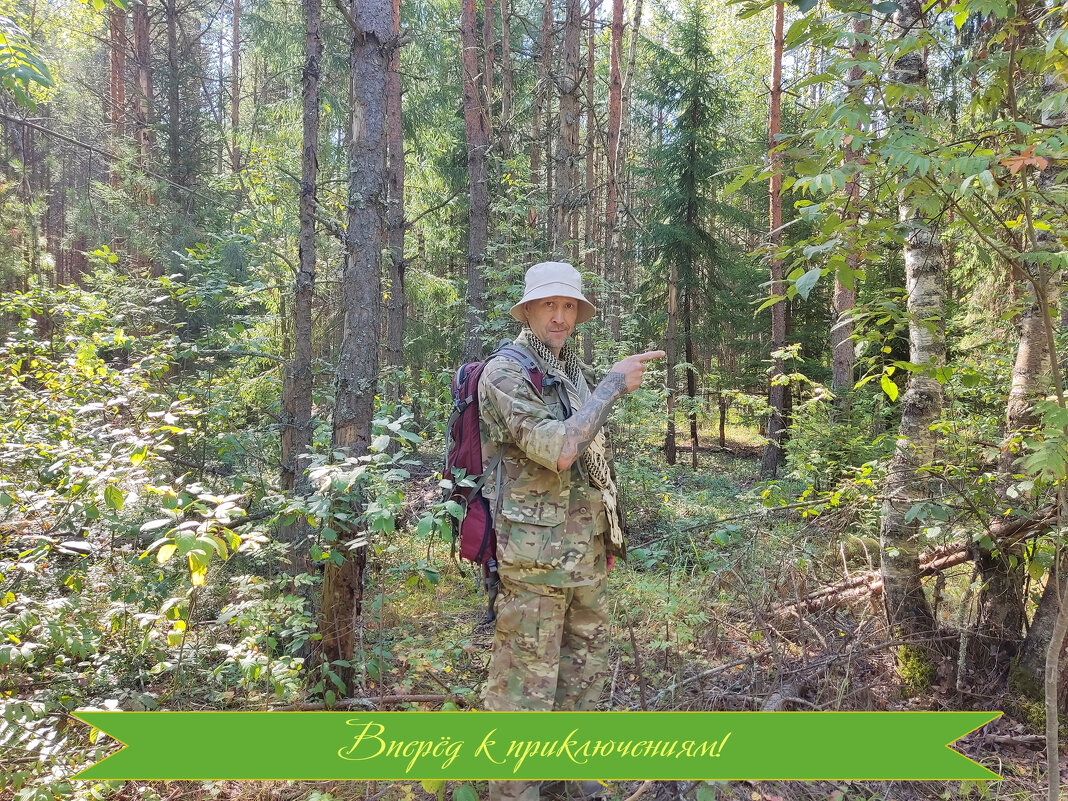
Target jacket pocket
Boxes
[499,461,570,527]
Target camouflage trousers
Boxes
[485,573,609,801]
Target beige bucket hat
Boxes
[510,261,597,324]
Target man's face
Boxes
[524,295,579,356]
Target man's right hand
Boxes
[610,350,667,394]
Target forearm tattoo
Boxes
[559,371,628,468]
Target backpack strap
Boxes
[494,345,544,395]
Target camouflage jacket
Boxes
[478,330,610,587]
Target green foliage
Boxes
[0,16,52,108]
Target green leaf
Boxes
[794,267,822,300]
[417,515,434,537]
[933,366,954,384]
[104,484,125,511]
[422,781,445,796]
[453,786,479,801]
[130,444,148,466]
[872,0,900,12]
[696,784,717,801]
[370,434,391,452]
[881,374,899,402]
[444,499,464,519]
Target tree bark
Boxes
[831,9,868,409]
[1013,55,1068,712]
[483,0,495,138]
[109,7,127,187]
[615,0,642,337]
[665,258,678,465]
[131,1,155,167]
[500,0,513,160]
[460,0,490,361]
[279,0,321,554]
[605,0,623,339]
[530,0,552,234]
[760,1,786,478]
[231,0,240,173]
[384,0,405,398]
[583,0,599,364]
[685,287,698,469]
[878,0,943,648]
[165,0,181,181]
[553,0,581,253]
[322,0,391,683]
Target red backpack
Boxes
[443,344,544,620]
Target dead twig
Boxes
[622,780,656,801]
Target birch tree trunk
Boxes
[760,1,786,478]
[878,0,942,650]
[321,0,390,684]
[278,0,321,556]
[460,0,490,361]
[832,9,868,409]
[1012,56,1068,714]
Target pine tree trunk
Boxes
[322,0,391,684]
[279,0,321,555]
[109,7,127,188]
[760,1,786,478]
[500,0,513,160]
[231,0,240,173]
[384,0,405,398]
[605,0,623,338]
[554,0,581,253]
[879,0,942,648]
[583,0,599,364]
[132,2,155,166]
[685,287,698,469]
[665,259,678,465]
[165,0,181,180]
[460,0,490,361]
[483,0,495,136]
[530,0,552,233]
[613,0,641,340]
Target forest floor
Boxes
[187,424,1058,801]
[8,423,1063,801]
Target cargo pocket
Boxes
[498,519,561,570]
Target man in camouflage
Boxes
[478,261,664,801]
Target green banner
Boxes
[72,711,1000,781]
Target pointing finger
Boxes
[636,350,667,362]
